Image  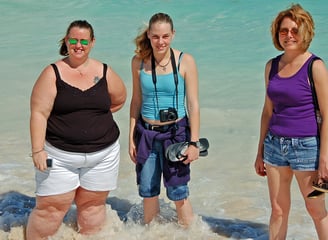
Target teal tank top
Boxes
[140,53,186,120]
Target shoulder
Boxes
[39,63,57,79]
[173,49,195,66]
[311,56,326,73]
[131,55,148,70]
[265,59,273,70]
[131,55,142,65]
[88,58,104,68]
[265,54,282,71]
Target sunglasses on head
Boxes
[68,38,90,46]
[279,27,299,36]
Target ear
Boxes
[90,38,96,48]
[64,36,69,46]
[172,29,176,40]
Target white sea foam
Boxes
[1,0,327,239]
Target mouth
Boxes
[73,48,84,54]
[284,39,297,45]
[156,45,166,51]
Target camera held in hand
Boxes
[159,107,178,122]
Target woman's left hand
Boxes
[182,145,200,164]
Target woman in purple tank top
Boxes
[254,4,328,239]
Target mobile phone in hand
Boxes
[46,158,53,168]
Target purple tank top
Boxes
[267,54,318,137]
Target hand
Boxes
[32,150,49,171]
[129,142,137,164]
[254,155,266,177]
[318,158,328,183]
[182,145,200,164]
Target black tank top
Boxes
[46,63,120,153]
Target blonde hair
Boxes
[134,13,174,60]
[271,3,314,51]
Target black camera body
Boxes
[159,107,178,122]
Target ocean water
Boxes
[1,0,328,239]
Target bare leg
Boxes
[295,170,328,240]
[26,191,75,240]
[143,196,160,224]
[175,198,194,227]
[266,165,293,240]
[74,187,109,235]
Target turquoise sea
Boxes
[1,0,328,239]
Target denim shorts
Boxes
[263,132,319,171]
[137,140,189,201]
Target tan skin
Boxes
[254,17,328,240]
[26,26,126,239]
[129,21,200,226]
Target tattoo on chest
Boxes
[94,76,100,84]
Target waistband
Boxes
[143,121,178,133]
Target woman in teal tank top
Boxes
[129,12,200,227]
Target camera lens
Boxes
[168,113,175,121]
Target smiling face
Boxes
[278,17,302,51]
[65,27,94,59]
[147,21,175,55]
[271,4,314,52]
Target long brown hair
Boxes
[59,20,94,56]
[134,13,174,60]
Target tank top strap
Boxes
[178,52,184,70]
[269,55,282,80]
[103,63,108,79]
[140,60,144,70]
[50,63,61,80]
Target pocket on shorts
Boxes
[298,137,319,149]
[263,133,274,159]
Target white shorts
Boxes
[35,140,120,196]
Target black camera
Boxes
[159,107,178,122]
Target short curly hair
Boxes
[271,4,314,51]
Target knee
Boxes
[306,201,327,220]
[271,203,289,219]
[26,205,69,239]
[77,204,106,234]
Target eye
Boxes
[68,38,78,45]
[80,39,89,45]
[279,28,299,36]
[291,28,298,35]
[279,28,288,35]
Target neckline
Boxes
[275,54,313,80]
[58,77,104,93]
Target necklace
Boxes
[155,56,171,71]
[76,69,83,76]
[67,58,89,76]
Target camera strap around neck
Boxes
[151,48,179,113]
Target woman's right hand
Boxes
[129,141,137,164]
[32,150,49,171]
[254,154,266,177]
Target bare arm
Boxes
[181,52,200,163]
[107,67,127,113]
[255,60,274,177]
[312,59,328,180]
[129,56,143,163]
[30,65,57,170]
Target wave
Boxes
[0,191,268,239]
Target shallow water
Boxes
[1,0,328,239]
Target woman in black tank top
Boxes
[27,20,126,239]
